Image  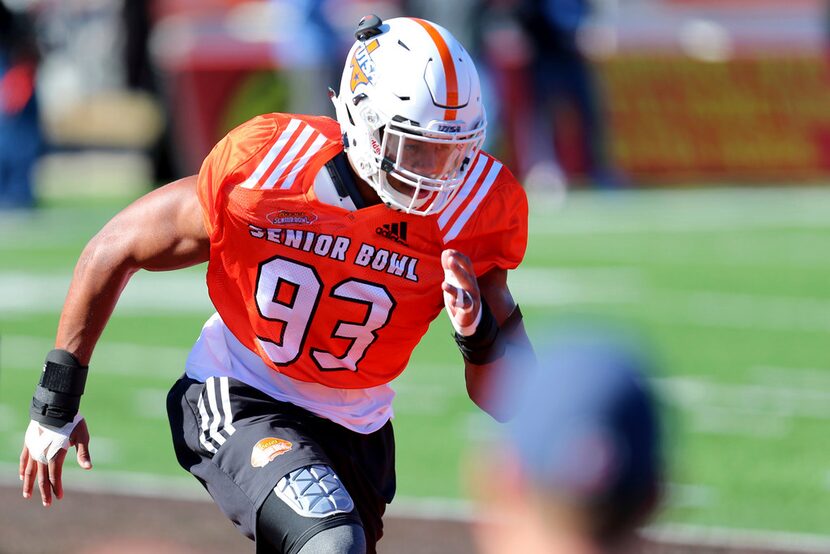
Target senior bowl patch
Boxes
[266,210,318,225]
[251,437,293,468]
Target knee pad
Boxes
[257,464,364,554]
[276,464,354,517]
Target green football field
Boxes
[1,186,828,537]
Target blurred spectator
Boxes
[123,0,178,183]
[474,0,621,190]
[0,0,43,209]
[272,0,408,116]
[402,0,476,45]
[470,0,536,176]
[469,330,663,554]
[522,0,622,190]
[271,0,341,117]
[826,0,830,62]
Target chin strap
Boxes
[326,151,368,209]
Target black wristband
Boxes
[30,349,88,427]
[453,297,503,365]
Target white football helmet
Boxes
[331,16,487,216]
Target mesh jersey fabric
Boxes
[196,112,528,390]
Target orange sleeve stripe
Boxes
[245,120,324,191]
[240,118,303,190]
[411,18,458,120]
[252,125,304,189]
[266,127,325,188]
[437,154,488,229]
[439,157,494,238]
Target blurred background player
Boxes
[270,0,342,117]
[469,330,663,554]
[515,0,622,190]
[470,0,620,192]
[121,0,178,184]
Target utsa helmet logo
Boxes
[438,123,462,133]
[350,39,380,93]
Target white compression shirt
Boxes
[185,165,395,434]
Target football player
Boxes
[20,15,533,554]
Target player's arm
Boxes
[441,250,534,422]
[54,175,208,362]
[20,175,208,506]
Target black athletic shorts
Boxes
[166,375,396,551]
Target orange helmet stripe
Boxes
[412,18,458,120]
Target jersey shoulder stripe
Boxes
[438,153,503,243]
[240,118,302,190]
[276,132,328,191]
[239,117,333,192]
[437,153,487,229]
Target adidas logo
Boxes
[376,222,409,245]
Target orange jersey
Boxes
[197,113,527,389]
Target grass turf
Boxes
[1,186,828,535]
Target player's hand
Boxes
[19,416,92,506]
[441,249,481,336]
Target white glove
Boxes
[24,414,84,464]
[443,266,481,337]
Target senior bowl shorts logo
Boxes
[251,437,293,468]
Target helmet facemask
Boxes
[373,116,485,215]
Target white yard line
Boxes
[7,338,828,446]
[0,335,464,419]
[657,376,830,420]
[509,267,646,306]
[0,267,646,315]
[1,337,460,393]
[524,239,830,269]
[0,271,212,315]
[0,335,192,378]
[132,388,173,420]
[530,212,830,235]
[642,524,830,554]
[656,374,830,438]
[653,290,830,333]
[527,187,830,235]
[5,267,830,335]
[0,210,110,248]
[512,269,830,332]
[753,366,830,389]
